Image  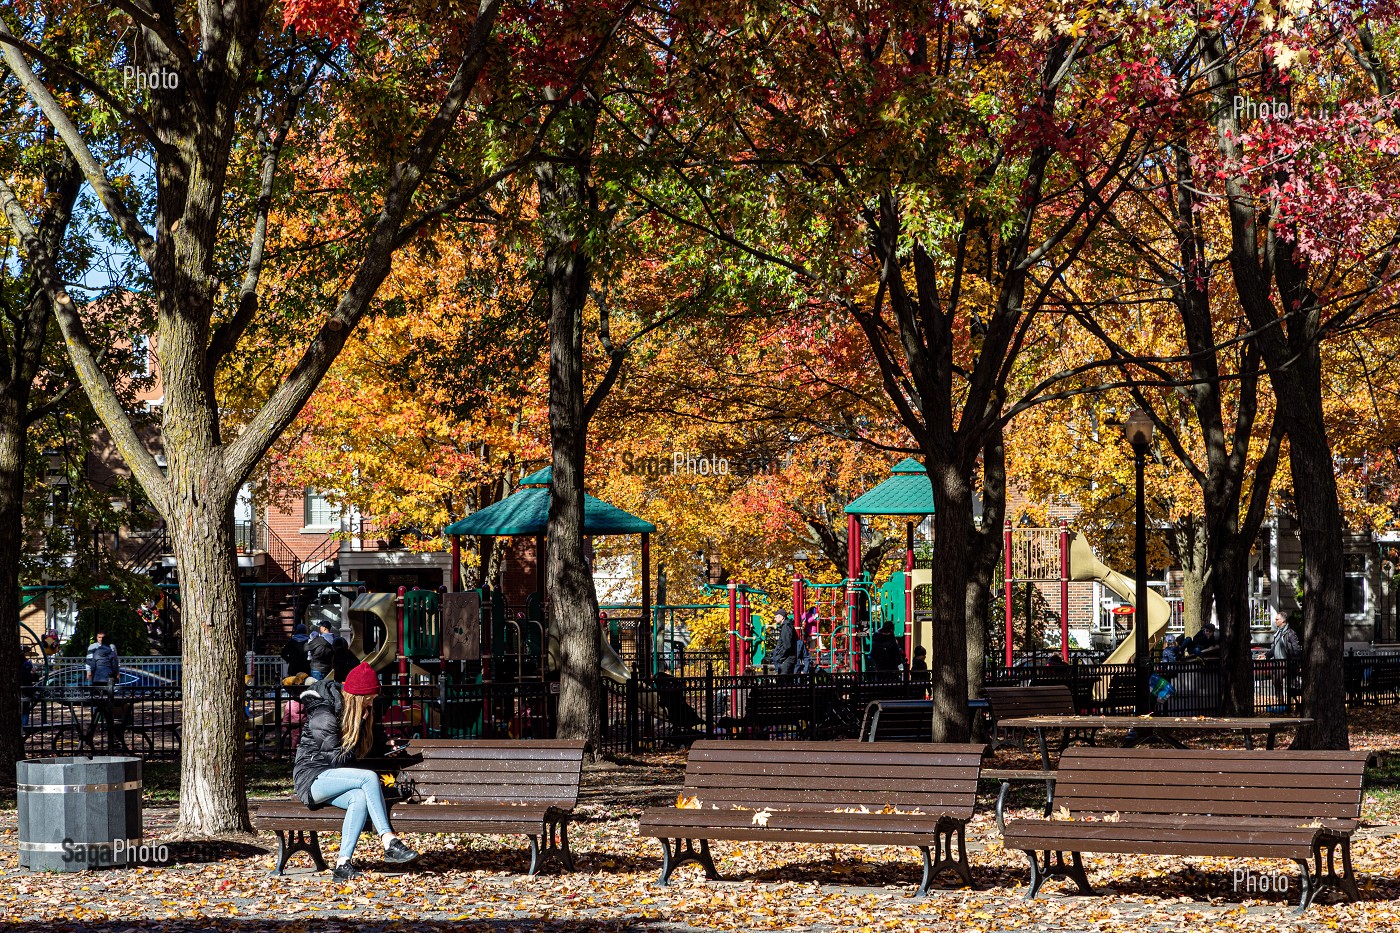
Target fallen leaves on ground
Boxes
[6,708,1400,932]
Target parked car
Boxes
[35,665,176,692]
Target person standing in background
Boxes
[85,630,120,685]
[770,611,798,674]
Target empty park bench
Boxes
[860,699,935,742]
[638,739,985,894]
[253,739,585,875]
[1000,747,1371,912]
[716,683,829,737]
[984,684,1095,753]
[860,698,1057,816]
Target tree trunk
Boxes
[1281,377,1348,749]
[168,484,250,833]
[966,430,1007,704]
[538,99,603,749]
[0,400,29,781]
[1210,537,1253,715]
[543,270,602,746]
[926,460,974,742]
[1176,518,1208,637]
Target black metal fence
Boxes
[21,653,1400,761]
[600,669,933,753]
[985,658,1307,716]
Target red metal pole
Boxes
[792,575,804,632]
[739,591,751,674]
[450,535,461,593]
[1059,519,1071,662]
[847,513,860,672]
[1003,520,1014,668]
[640,533,651,675]
[727,582,738,675]
[396,585,408,685]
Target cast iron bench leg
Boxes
[657,837,718,885]
[920,823,974,894]
[1340,838,1361,901]
[1024,849,1092,899]
[1310,838,1361,905]
[272,829,327,875]
[556,819,576,872]
[526,835,541,876]
[537,818,575,873]
[1294,858,1316,912]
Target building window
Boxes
[133,334,152,376]
[303,489,339,528]
[1344,552,1367,617]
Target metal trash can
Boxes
[17,757,142,871]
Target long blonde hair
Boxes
[339,692,376,758]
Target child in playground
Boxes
[910,645,928,673]
[293,663,418,881]
[801,608,824,653]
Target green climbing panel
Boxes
[402,590,441,659]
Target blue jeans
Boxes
[310,768,393,863]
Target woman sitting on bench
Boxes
[292,663,419,881]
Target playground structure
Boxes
[1066,531,1173,700]
[302,461,1170,729]
[782,458,1164,676]
[1002,521,1073,664]
[778,458,936,673]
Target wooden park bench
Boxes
[638,739,985,894]
[253,739,585,876]
[1000,747,1371,912]
[859,699,934,742]
[716,683,830,737]
[984,685,1095,753]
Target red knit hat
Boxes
[342,663,380,696]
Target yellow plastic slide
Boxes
[1067,533,1173,700]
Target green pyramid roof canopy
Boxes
[518,466,551,486]
[444,467,656,536]
[844,457,936,516]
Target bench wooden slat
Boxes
[644,808,957,828]
[686,776,979,797]
[1065,783,1366,804]
[1063,745,1360,761]
[674,790,976,810]
[411,787,579,804]
[406,758,582,774]
[686,762,974,778]
[409,770,580,786]
[690,746,983,766]
[688,761,981,779]
[1067,757,1366,776]
[982,769,1056,780]
[405,739,584,753]
[1058,762,1366,784]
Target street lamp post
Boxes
[1123,409,1154,714]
